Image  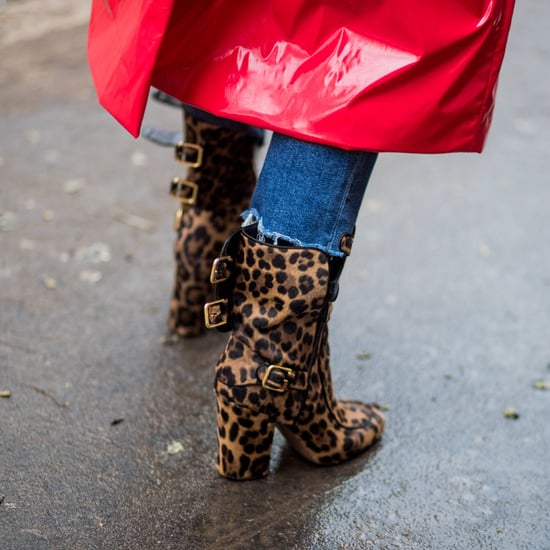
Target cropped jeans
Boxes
[245,133,377,257]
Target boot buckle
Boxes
[170,177,199,206]
[210,256,233,284]
[173,207,185,231]
[204,299,228,329]
[175,142,203,168]
[262,365,295,393]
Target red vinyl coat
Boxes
[88,0,514,153]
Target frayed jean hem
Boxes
[242,209,344,257]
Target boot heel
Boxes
[216,397,275,480]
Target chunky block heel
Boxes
[216,397,275,480]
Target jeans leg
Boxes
[244,133,377,257]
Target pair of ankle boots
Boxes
[150,107,385,480]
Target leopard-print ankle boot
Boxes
[204,228,385,480]
[169,112,257,336]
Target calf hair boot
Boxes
[168,111,257,336]
[204,227,385,480]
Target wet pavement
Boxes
[1,2,549,549]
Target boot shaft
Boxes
[171,113,257,214]
[168,112,258,336]
[208,228,332,365]
[209,229,334,423]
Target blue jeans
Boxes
[244,133,377,257]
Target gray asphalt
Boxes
[1,3,549,549]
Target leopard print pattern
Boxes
[213,231,385,479]
[169,209,234,336]
[216,397,275,480]
[169,113,257,336]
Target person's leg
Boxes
[244,132,377,257]
[143,93,264,336]
[168,108,260,336]
[206,133,384,480]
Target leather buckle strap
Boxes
[175,142,203,168]
[204,299,229,329]
[210,256,233,284]
[261,365,295,393]
[170,177,199,206]
[204,229,242,333]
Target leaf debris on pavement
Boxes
[19,238,36,250]
[503,407,520,419]
[63,178,86,194]
[42,209,54,222]
[42,275,57,290]
[76,243,111,263]
[113,212,155,233]
[165,441,184,455]
[479,243,491,257]
[0,211,17,231]
[79,269,102,283]
[131,150,147,166]
[29,385,69,408]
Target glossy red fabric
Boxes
[88,0,514,152]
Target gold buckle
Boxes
[261,365,295,393]
[175,142,203,168]
[170,177,199,206]
[210,256,233,284]
[204,299,228,329]
[173,207,184,231]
